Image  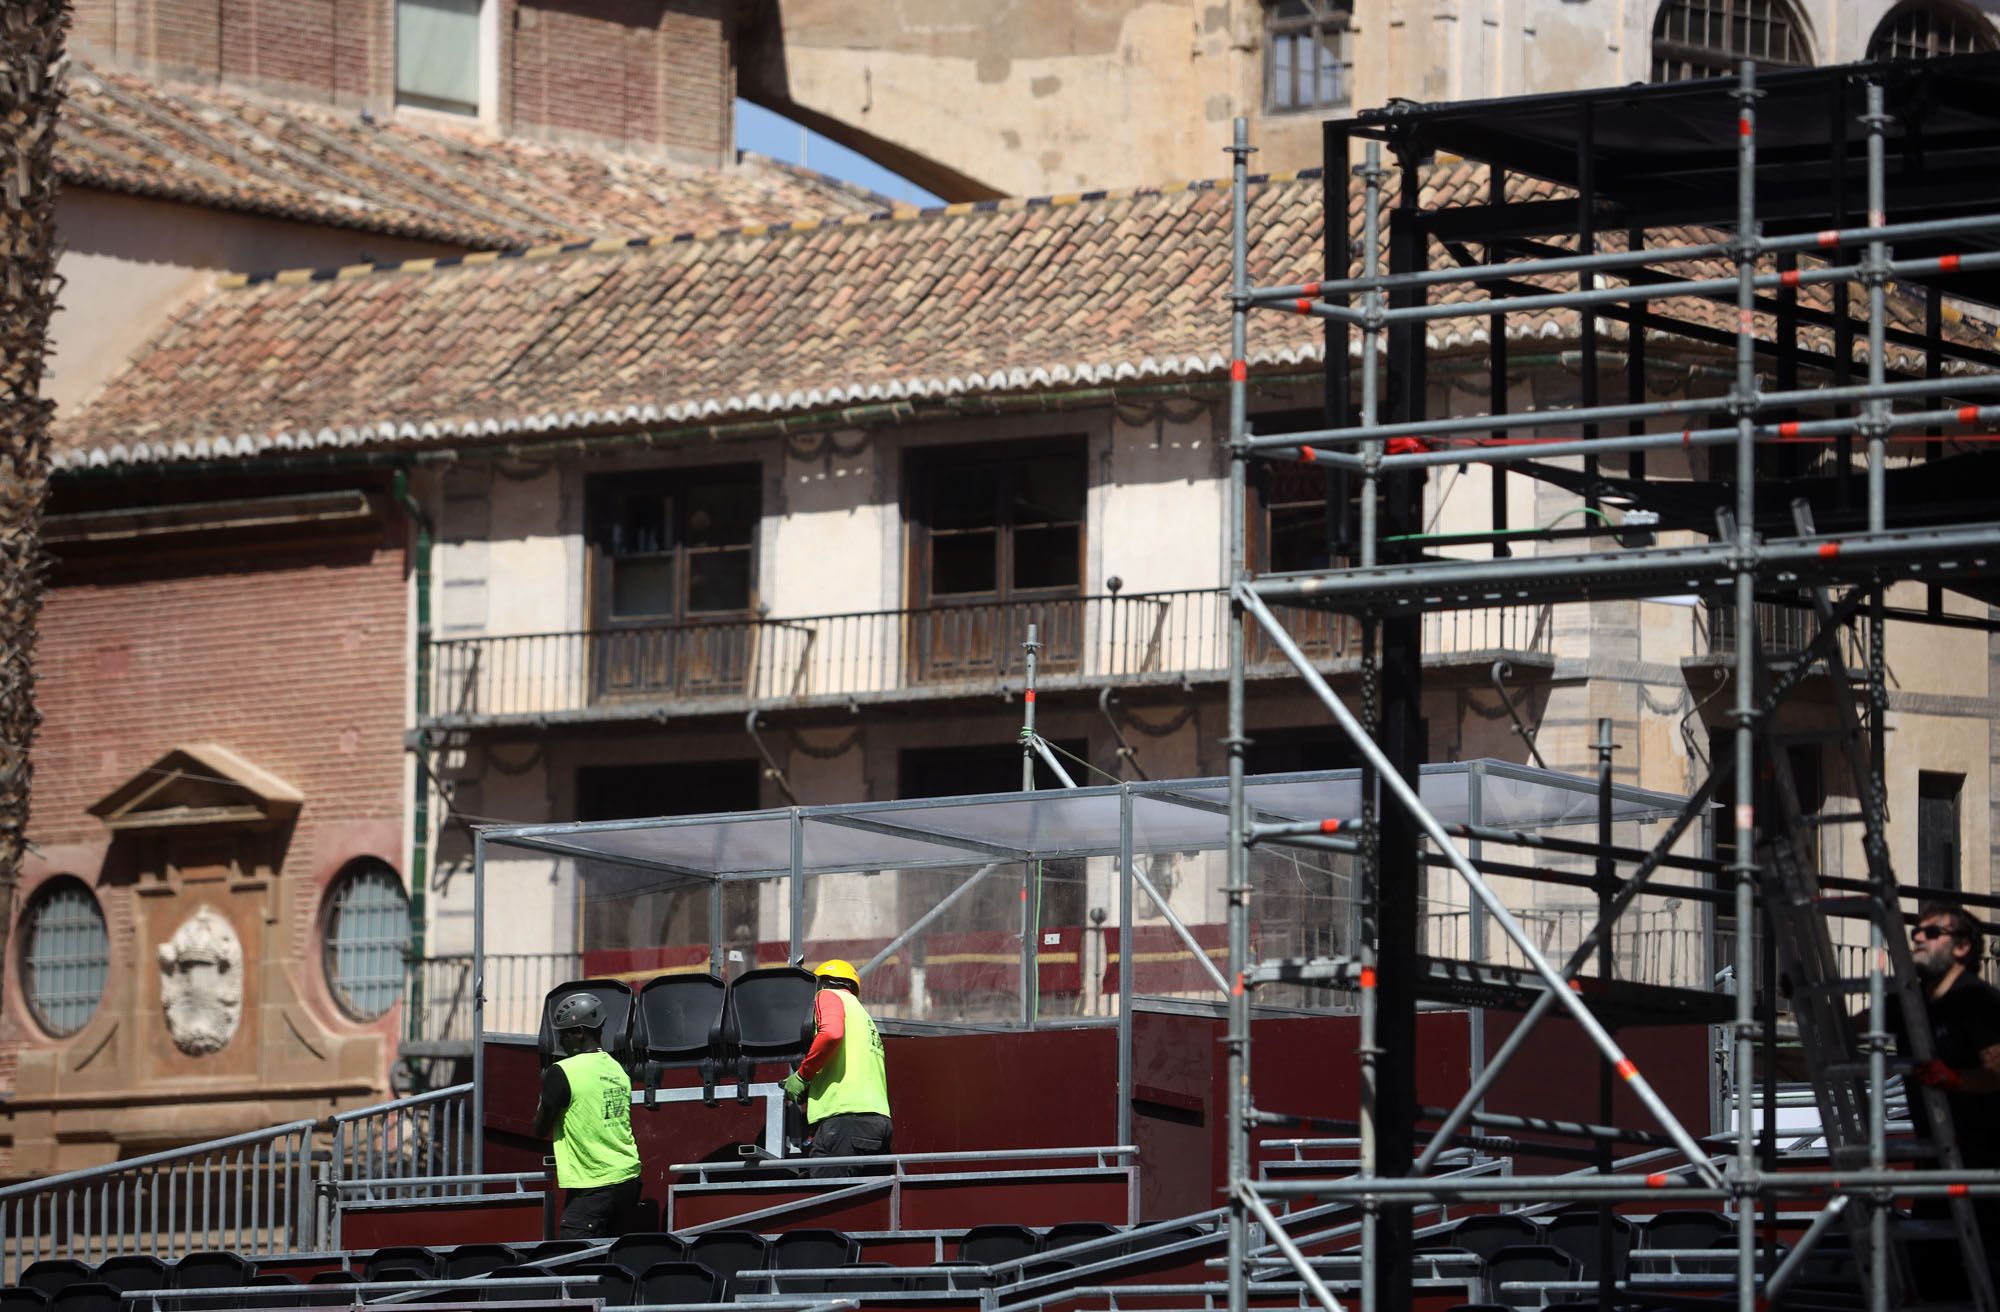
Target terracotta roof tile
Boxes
[54,162,1997,469]
[59,63,878,247]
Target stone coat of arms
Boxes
[158,907,243,1055]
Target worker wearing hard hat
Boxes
[532,993,643,1236]
[782,959,893,1176]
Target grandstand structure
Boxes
[1224,50,2000,1312]
[11,49,2000,1312]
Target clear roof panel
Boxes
[480,760,1695,877]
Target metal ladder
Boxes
[1747,504,1997,1310]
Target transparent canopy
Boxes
[481,760,1693,878]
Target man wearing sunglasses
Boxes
[1891,902,2000,1252]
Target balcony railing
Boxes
[1702,597,1870,661]
[404,952,579,1050]
[427,590,1552,725]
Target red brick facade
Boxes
[69,0,732,160]
[31,532,407,859]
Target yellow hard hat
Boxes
[814,959,861,990]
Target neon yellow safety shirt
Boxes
[805,990,891,1124]
[552,1050,641,1189]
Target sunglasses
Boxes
[1913,925,1954,942]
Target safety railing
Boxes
[426,590,1552,724]
[1703,596,1872,662]
[404,951,579,1048]
[328,1083,474,1201]
[0,1118,316,1283]
[1426,905,1708,991]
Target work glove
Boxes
[782,1072,806,1101]
[1914,1059,1963,1092]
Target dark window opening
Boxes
[1652,0,1814,82]
[911,447,1085,602]
[1918,771,1963,892]
[588,466,758,624]
[1868,1,1997,58]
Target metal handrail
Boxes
[670,1144,1137,1175]
[0,1119,318,1201]
[329,1082,471,1121]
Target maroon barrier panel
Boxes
[485,1007,1712,1229]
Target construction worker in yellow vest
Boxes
[781,959,892,1177]
[532,993,642,1237]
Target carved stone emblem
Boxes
[157,907,243,1055]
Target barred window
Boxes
[1652,0,1814,82]
[1868,2,1997,59]
[323,862,410,1022]
[20,878,109,1038]
[1266,1,1355,113]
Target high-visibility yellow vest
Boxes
[805,990,890,1124]
[553,1050,641,1189]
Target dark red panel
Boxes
[898,1175,1130,1229]
[670,1186,894,1231]
[1482,1015,1712,1174]
[880,1026,1118,1152]
[341,1195,548,1248]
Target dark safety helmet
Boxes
[551,992,606,1031]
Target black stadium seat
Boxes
[716,966,816,1103]
[634,972,728,1106]
[1487,1245,1581,1310]
[1545,1212,1634,1280]
[956,1224,1041,1266]
[519,1242,594,1265]
[538,979,637,1069]
[1043,1221,1122,1254]
[563,1264,636,1307]
[770,1229,861,1293]
[0,1289,48,1312]
[172,1254,256,1288]
[1643,1209,1733,1250]
[18,1265,88,1301]
[49,1285,119,1312]
[1445,1214,1541,1263]
[688,1230,771,1296]
[442,1246,521,1280]
[636,1262,717,1306]
[606,1234,687,1276]
[365,1248,441,1281]
[303,1272,357,1308]
[17,1265,88,1301]
[478,1266,563,1303]
[93,1258,169,1294]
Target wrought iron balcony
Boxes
[423,589,1552,728]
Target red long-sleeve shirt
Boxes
[798,989,844,1080]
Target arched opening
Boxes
[1652,0,1815,82]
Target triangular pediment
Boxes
[88,744,304,832]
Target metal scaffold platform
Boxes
[1221,53,2000,1312]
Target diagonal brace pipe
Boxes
[1234,1182,1348,1312]
[1414,757,1730,1172]
[861,860,1007,980]
[1238,583,1726,1189]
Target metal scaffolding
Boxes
[1225,56,2000,1312]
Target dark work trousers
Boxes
[806,1113,894,1179]
[557,1175,641,1239]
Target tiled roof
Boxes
[53,162,1994,470]
[58,63,879,247]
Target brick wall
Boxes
[30,533,407,868]
[508,0,730,159]
[71,0,731,158]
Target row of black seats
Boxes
[539,969,815,1104]
[1440,1210,1737,1277]
[0,1222,1188,1312]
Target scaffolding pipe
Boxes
[1247,205,2000,303]
[1236,584,1724,1188]
[1225,114,1254,1312]
[1239,371,2000,452]
[1256,400,2000,473]
[1233,1184,1348,1312]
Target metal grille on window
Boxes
[22,880,109,1037]
[1868,2,1997,59]
[1651,0,1813,82]
[1266,0,1354,112]
[326,864,411,1021]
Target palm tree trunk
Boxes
[0,1,69,1014]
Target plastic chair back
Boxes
[1544,1212,1634,1279]
[537,979,637,1068]
[1445,1214,1540,1263]
[634,972,727,1105]
[606,1234,687,1276]
[1643,1209,1733,1250]
[636,1262,717,1306]
[92,1258,169,1294]
[17,1266,89,1300]
[717,967,816,1101]
[956,1224,1041,1265]
[441,1246,520,1280]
